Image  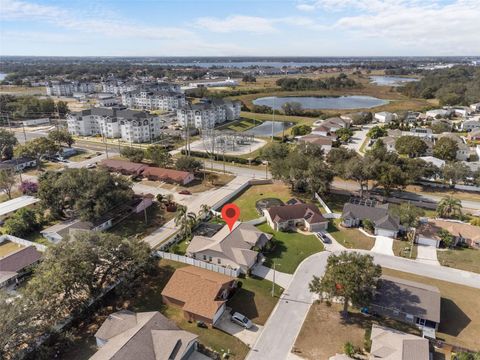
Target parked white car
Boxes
[231,312,253,329]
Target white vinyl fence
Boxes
[156,251,241,278]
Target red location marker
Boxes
[221,203,240,231]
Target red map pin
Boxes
[221,203,240,232]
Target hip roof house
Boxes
[264,201,328,233]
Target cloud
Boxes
[195,14,326,33]
[0,0,195,40]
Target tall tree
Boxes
[174,205,197,240]
[120,147,145,163]
[0,128,18,161]
[175,156,202,172]
[395,136,428,157]
[433,137,458,161]
[146,145,172,167]
[3,208,40,237]
[309,252,382,316]
[441,162,471,185]
[436,196,462,219]
[14,137,59,168]
[390,203,425,228]
[0,168,17,200]
[48,129,75,147]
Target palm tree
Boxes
[436,196,462,219]
[198,204,211,220]
[174,205,196,239]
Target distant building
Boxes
[374,111,396,123]
[0,157,37,172]
[470,102,480,112]
[298,134,333,153]
[22,118,50,126]
[46,81,96,96]
[461,119,480,132]
[188,78,238,88]
[426,109,452,119]
[177,99,241,129]
[122,90,186,111]
[67,107,166,143]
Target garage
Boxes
[212,303,226,325]
[417,236,440,248]
[374,227,397,238]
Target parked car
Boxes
[178,190,192,195]
[86,163,96,169]
[315,232,330,244]
[231,312,253,329]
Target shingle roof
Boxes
[373,275,441,323]
[100,159,148,174]
[73,107,153,120]
[142,167,192,183]
[0,245,42,273]
[342,203,400,231]
[186,223,272,270]
[92,311,198,360]
[266,203,327,224]
[161,266,234,321]
[417,219,480,243]
[370,325,429,360]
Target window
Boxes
[209,256,212,262]
[217,258,221,264]
[203,255,207,261]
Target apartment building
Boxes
[176,99,241,129]
[102,81,139,95]
[122,90,186,111]
[66,107,164,143]
[46,81,96,96]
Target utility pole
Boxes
[22,123,27,143]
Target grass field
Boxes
[230,182,314,221]
[437,247,480,274]
[382,268,480,351]
[217,117,264,132]
[257,222,324,274]
[327,219,375,250]
[393,239,418,259]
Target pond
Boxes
[369,75,419,86]
[252,95,389,110]
[245,121,294,137]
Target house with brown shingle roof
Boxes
[142,167,194,185]
[416,219,480,248]
[161,266,236,326]
[100,159,147,175]
[92,310,203,360]
[263,202,328,232]
[186,222,272,274]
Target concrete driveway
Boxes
[371,236,394,256]
[251,264,292,289]
[416,244,440,266]
[215,309,263,347]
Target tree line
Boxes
[0,95,69,120]
[275,73,358,91]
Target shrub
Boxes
[362,218,375,233]
[344,342,355,357]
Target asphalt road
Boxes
[247,249,480,360]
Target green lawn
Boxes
[257,222,324,274]
[217,117,264,132]
[393,239,418,259]
[327,219,375,250]
[437,247,480,274]
[227,275,281,325]
[230,183,312,221]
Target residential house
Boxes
[161,266,236,325]
[374,111,396,123]
[426,109,452,119]
[467,129,480,141]
[437,133,469,161]
[100,159,148,175]
[186,222,272,274]
[0,195,40,221]
[0,235,45,288]
[341,201,400,238]
[142,167,194,185]
[263,201,328,232]
[416,219,480,248]
[451,106,472,117]
[92,310,202,360]
[461,119,480,132]
[311,125,334,138]
[298,134,333,153]
[371,276,441,333]
[40,219,95,243]
[369,324,429,360]
[419,156,445,169]
[0,157,37,172]
[378,136,396,152]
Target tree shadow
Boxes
[438,298,471,337]
[227,288,259,321]
[263,240,288,267]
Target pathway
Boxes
[415,244,440,266]
[251,264,293,289]
[371,236,394,256]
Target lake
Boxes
[245,121,294,137]
[252,95,389,110]
[369,75,419,86]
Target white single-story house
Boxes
[0,196,40,221]
[374,111,396,123]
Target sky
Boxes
[0,0,479,57]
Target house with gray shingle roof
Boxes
[92,310,205,360]
[341,202,400,238]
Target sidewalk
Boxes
[251,264,293,289]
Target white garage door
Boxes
[375,228,396,238]
[212,303,226,325]
[417,236,439,248]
